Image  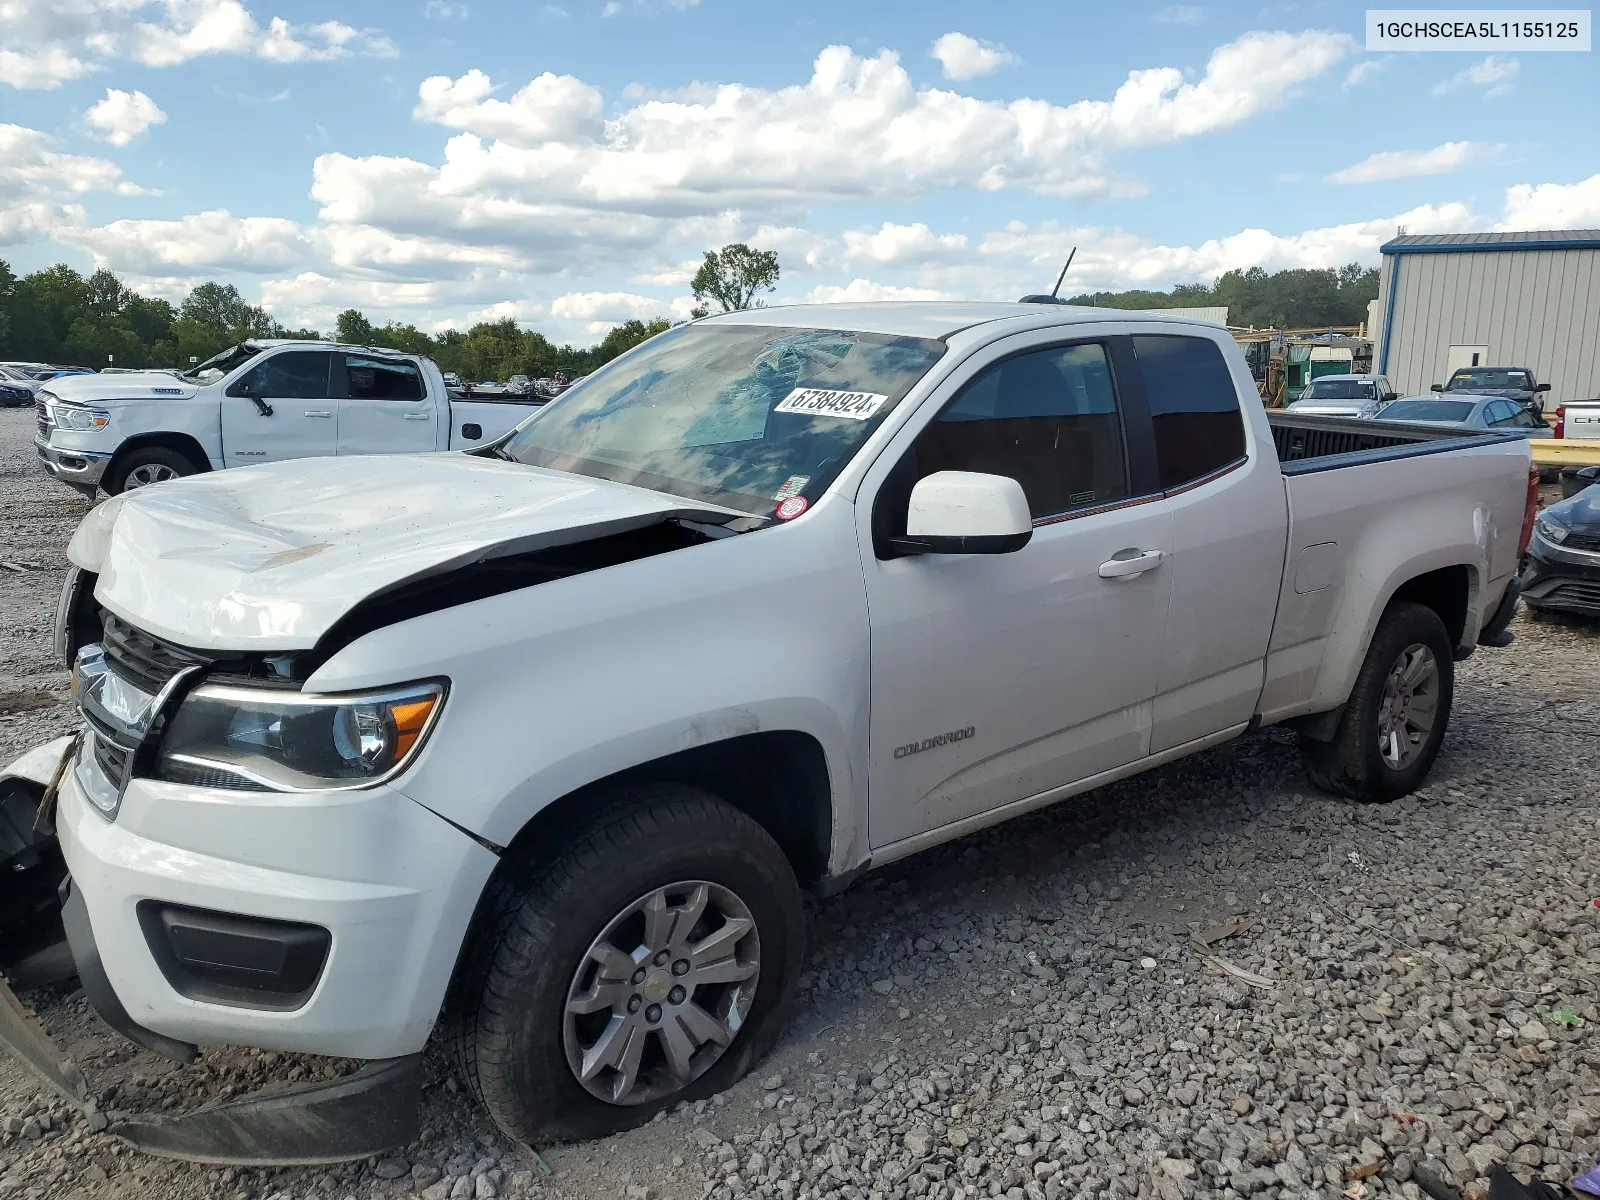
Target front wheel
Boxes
[1299,601,1455,802]
[103,446,199,494]
[451,785,804,1144]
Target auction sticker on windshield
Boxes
[773,388,889,420]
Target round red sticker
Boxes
[776,496,808,520]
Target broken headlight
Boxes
[156,681,445,792]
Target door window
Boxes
[1132,335,1246,490]
[1485,400,1518,427]
[229,351,334,399]
[900,342,1130,521]
[346,356,424,400]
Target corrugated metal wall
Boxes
[1377,247,1600,405]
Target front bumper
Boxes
[54,738,498,1060]
[1521,533,1600,615]
[35,435,112,493]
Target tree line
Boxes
[0,260,673,381]
[1067,263,1381,330]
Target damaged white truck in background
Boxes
[1,302,1537,1162]
[33,338,544,496]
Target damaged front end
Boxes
[0,971,423,1165]
[1,740,425,1167]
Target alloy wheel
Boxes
[1377,642,1439,769]
[124,463,179,489]
[563,880,760,1106]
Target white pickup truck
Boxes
[1,303,1537,1161]
[32,338,542,495]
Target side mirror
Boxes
[890,471,1033,555]
[1536,383,1551,393]
[1382,391,1398,403]
[1430,383,1444,392]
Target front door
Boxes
[336,354,438,455]
[861,335,1175,850]
[220,350,338,466]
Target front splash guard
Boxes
[0,975,421,1166]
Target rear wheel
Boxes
[451,785,804,1144]
[1299,601,1454,802]
[104,446,199,494]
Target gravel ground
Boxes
[1,405,1597,1200]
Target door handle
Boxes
[1098,549,1165,579]
[303,410,334,418]
[402,413,430,421]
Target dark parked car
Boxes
[0,367,36,407]
[1373,396,1554,438]
[1431,365,1552,413]
[1522,467,1600,617]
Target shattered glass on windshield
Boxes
[502,324,946,517]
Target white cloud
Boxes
[413,69,604,145]
[85,87,167,146]
[1152,5,1205,24]
[62,208,309,272]
[1324,141,1496,185]
[0,45,95,89]
[930,32,1015,81]
[388,30,1351,227]
[458,299,545,326]
[0,121,136,244]
[550,291,691,322]
[1432,55,1518,97]
[1344,60,1379,87]
[3,1,396,82]
[805,279,955,304]
[424,1,467,18]
[1498,173,1600,230]
[631,260,700,286]
[841,222,969,266]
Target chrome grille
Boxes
[35,396,51,440]
[101,612,212,695]
[93,735,131,789]
[1563,529,1600,552]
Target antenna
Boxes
[1050,247,1077,298]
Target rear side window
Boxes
[908,342,1130,519]
[1132,335,1245,490]
[232,351,333,400]
[346,356,424,400]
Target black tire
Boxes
[450,785,804,1144]
[103,446,199,495]
[1298,601,1454,803]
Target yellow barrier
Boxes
[1532,439,1600,467]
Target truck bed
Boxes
[1267,412,1524,475]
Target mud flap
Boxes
[115,1055,424,1166]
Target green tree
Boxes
[1067,262,1379,330]
[336,308,376,345]
[690,244,780,317]
[0,259,14,346]
[593,318,671,361]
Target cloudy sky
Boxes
[4,0,1598,343]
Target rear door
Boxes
[335,354,439,455]
[219,350,338,465]
[1134,332,1289,753]
[860,331,1176,850]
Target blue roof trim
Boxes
[1381,237,1600,255]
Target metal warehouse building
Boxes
[1375,229,1600,408]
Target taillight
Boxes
[1554,405,1565,438]
[1518,463,1540,557]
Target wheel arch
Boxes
[108,433,214,480]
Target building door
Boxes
[1446,345,1489,376]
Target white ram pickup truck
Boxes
[2,303,1537,1160]
[32,338,542,496]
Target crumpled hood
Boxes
[1546,483,1600,531]
[44,372,196,402]
[79,453,733,651]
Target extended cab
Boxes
[1431,364,1552,413]
[33,339,543,496]
[3,304,1536,1157]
